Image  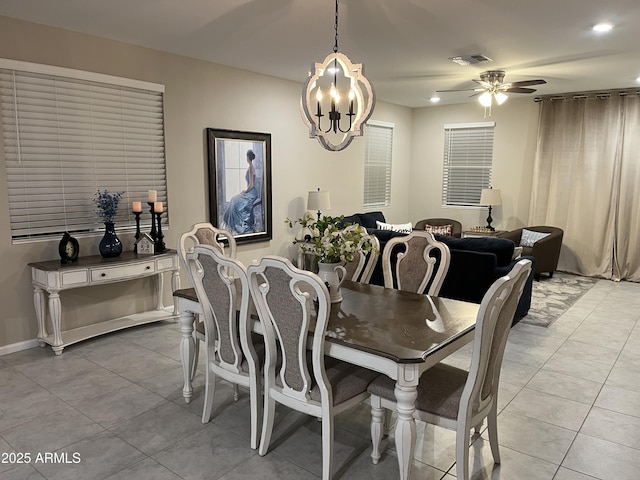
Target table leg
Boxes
[394,366,419,480]
[155,271,165,311]
[33,286,47,347]
[48,291,64,355]
[171,269,180,316]
[179,305,196,403]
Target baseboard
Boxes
[0,338,41,357]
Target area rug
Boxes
[521,272,599,327]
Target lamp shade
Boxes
[478,92,493,107]
[480,188,502,206]
[307,190,331,211]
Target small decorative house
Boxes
[136,233,155,255]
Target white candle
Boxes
[154,201,163,212]
[132,201,142,213]
[148,190,157,202]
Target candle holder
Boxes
[148,202,157,241]
[133,211,142,253]
[155,211,166,254]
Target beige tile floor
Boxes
[1,277,639,479]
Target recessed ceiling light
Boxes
[430,96,440,103]
[636,76,640,83]
[593,22,614,33]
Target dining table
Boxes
[173,279,479,480]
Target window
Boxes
[442,122,495,206]
[0,59,167,242]
[364,120,393,208]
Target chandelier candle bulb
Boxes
[132,201,142,213]
[148,190,157,202]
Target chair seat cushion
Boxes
[368,363,468,420]
[310,359,379,405]
[240,332,266,374]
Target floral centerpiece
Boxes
[93,190,124,258]
[286,213,378,302]
[286,213,377,264]
[93,190,124,223]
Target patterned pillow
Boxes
[424,224,452,236]
[520,228,550,247]
[375,220,413,234]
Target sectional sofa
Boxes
[340,211,535,321]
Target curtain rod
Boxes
[534,89,640,102]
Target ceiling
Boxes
[1,0,639,108]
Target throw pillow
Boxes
[424,224,452,236]
[376,220,413,234]
[520,228,550,247]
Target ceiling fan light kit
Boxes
[300,0,375,151]
[437,69,546,116]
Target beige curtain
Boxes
[530,93,640,281]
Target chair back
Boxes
[247,255,332,407]
[177,222,237,271]
[187,245,253,375]
[381,230,450,295]
[343,235,380,284]
[177,223,237,290]
[460,259,532,421]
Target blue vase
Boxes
[99,222,122,258]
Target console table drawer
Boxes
[61,270,89,287]
[91,261,156,282]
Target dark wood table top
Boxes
[174,278,479,365]
[326,280,479,364]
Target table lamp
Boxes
[479,188,502,231]
[307,188,331,220]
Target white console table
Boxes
[29,250,180,355]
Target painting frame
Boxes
[206,128,272,244]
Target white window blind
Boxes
[0,60,167,241]
[364,121,393,208]
[442,122,494,206]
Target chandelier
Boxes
[301,0,375,151]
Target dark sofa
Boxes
[434,235,535,320]
[340,211,535,321]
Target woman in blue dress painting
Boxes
[223,149,259,234]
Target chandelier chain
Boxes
[333,0,339,53]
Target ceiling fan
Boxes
[437,70,547,111]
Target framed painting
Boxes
[206,128,272,244]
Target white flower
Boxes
[285,213,378,263]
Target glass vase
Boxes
[99,222,122,258]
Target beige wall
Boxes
[409,99,540,231]
[0,16,413,350]
[0,16,540,351]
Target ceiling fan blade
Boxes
[436,88,477,93]
[473,79,493,89]
[509,79,547,87]
[505,87,537,94]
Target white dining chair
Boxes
[343,235,380,284]
[367,259,533,480]
[175,223,237,380]
[187,244,262,447]
[381,230,450,295]
[247,255,379,480]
